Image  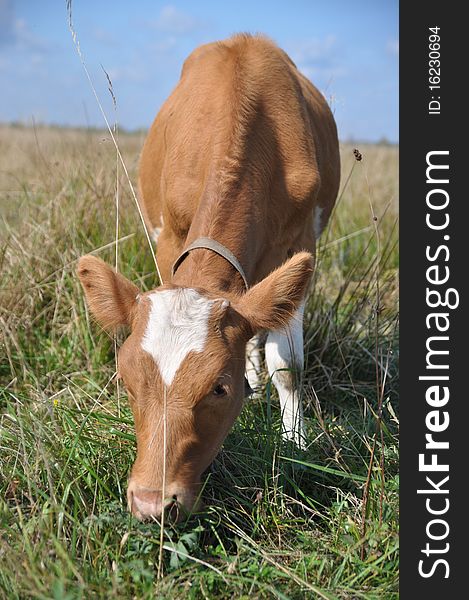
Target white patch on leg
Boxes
[245,334,264,393]
[313,206,324,239]
[141,288,214,386]
[265,303,306,447]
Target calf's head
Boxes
[77,252,313,521]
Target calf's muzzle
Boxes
[127,480,200,522]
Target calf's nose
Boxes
[127,480,201,522]
[129,488,177,522]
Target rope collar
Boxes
[171,237,249,290]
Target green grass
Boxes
[0,124,398,599]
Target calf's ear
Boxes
[235,252,314,335]
[77,255,140,330]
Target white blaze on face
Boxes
[141,288,215,386]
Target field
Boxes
[0,124,398,599]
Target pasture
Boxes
[0,124,398,598]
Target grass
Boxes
[0,123,398,599]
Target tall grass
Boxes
[0,124,398,599]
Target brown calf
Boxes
[78,34,340,521]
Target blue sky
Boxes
[0,0,398,142]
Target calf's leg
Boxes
[265,302,306,447]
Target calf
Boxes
[78,34,340,521]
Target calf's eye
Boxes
[212,384,227,397]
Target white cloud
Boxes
[106,64,148,84]
[291,35,337,64]
[0,2,47,59]
[14,19,42,50]
[5,17,50,54]
[287,35,345,82]
[151,5,204,35]
[298,63,346,82]
[92,27,117,46]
